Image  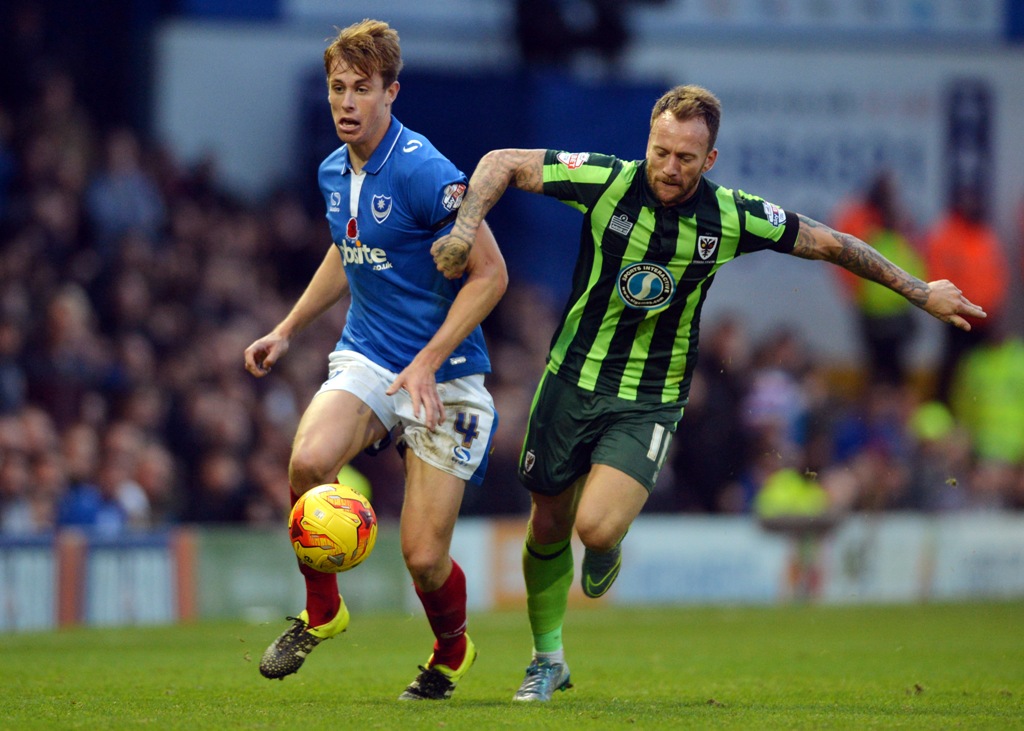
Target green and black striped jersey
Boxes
[541,149,800,404]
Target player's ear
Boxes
[702,148,718,174]
[386,80,400,105]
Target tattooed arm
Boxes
[791,214,986,331]
[432,149,546,279]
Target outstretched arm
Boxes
[243,246,348,376]
[432,148,547,278]
[791,214,986,331]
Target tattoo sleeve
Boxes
[793,214,929,307]
[452,149,545,239]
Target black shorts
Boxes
[517,369,684,496]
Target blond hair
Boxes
[323,19,403,86]
[650,85,722,150]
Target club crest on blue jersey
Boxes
[617,262,675,310]
[371,194,392,224]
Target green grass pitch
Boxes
[3,602,1021,730]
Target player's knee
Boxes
[575,517,623,553]
[287,449,336,493]
[529,509,572,542]
[402,544,447,588]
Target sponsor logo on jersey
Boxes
[556,151,590,169]
[371,194,392,224]
[449,355,467,366]
[617,262,675,310]
[342,219,393,274]
[338,235,393,271]
[442,183,467,211]
[403,139,423,153]
[763,201,786,226]
[697,235,719,260]
[609,213,634,237]
[329,191,341,213]
[523,450,536,473]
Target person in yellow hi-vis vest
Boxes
[950,335,1024,470]
[832,172,926,387]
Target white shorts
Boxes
[314,350,498,485]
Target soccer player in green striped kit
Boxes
[431,84,986,701]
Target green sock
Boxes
[522,531,573,653]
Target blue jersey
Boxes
[319,117,491,382]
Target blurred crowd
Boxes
[1,60,1023,538]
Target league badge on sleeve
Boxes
[442,183,467,212]
[762,201,786,227]
[556,152,590,169]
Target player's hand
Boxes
[244,333,289,377]
[431,232,473,280]
[386,360,445,430]
[923,279,987,331]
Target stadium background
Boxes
[1,1,1024,630]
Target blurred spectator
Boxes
[754,467,830,519]
[0,448,34,533]
[0,317,27,414]
[741,327,812,454]
[133,441,179,526]
[949,333,1024,468]
[825,382,916,511]
[669,314,751,512]
[904,401,973,512]
[55,455,129,536]
[0,106,15,219]
[243,448,291,526]
[924,185,1010,402]
[85,127,165,257]
[61,423,100,492]
[831,172,926,387]
[182,450,248,524]
[101,420,151,528]
[27,449,65,531]
[18,69,96,181]
[264,188,326,299]
[23,283,115,429]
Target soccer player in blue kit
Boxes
[243,19,507,700]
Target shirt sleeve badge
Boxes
[442,183,467,211]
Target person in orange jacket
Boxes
[924,185,1009,402]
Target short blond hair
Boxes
[650,85,722,150]
[323,18,403,86]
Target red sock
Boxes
[291,485,339,626]
[415,559,467,668]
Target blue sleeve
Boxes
[405,156,468,234]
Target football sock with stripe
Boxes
[522,527,573,653]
